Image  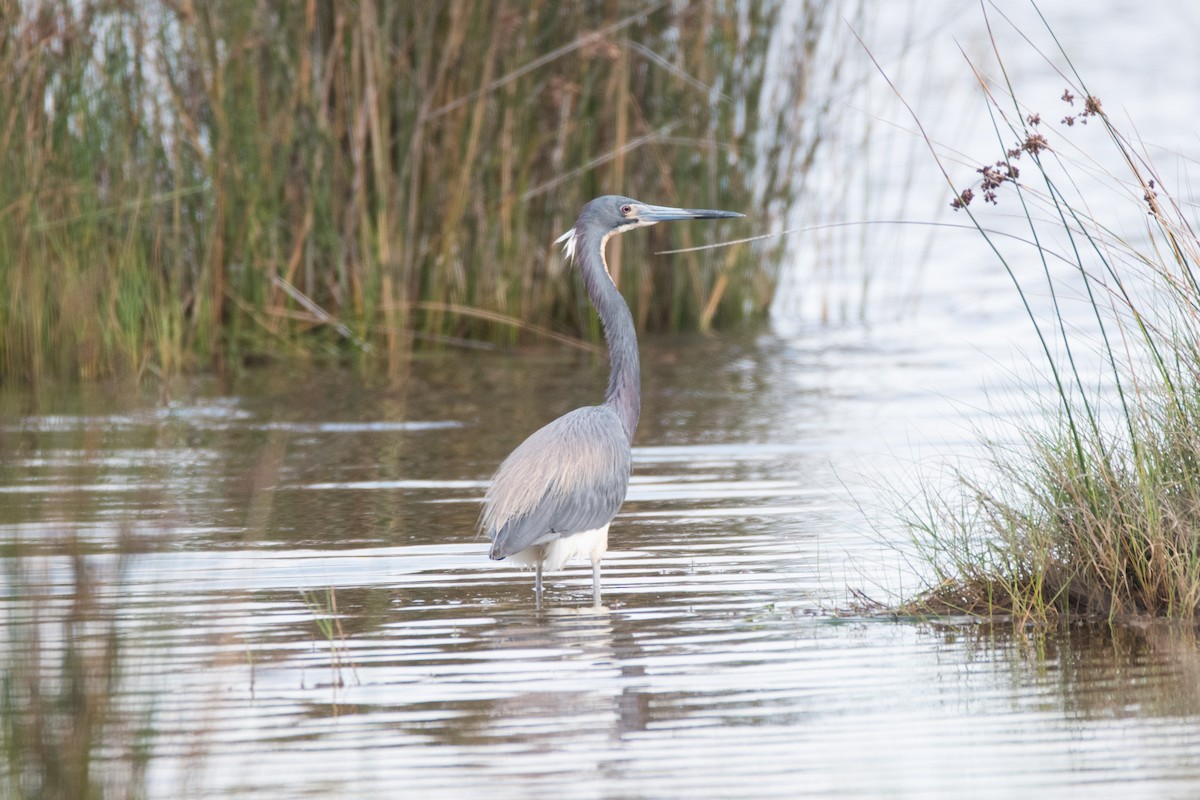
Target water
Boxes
[4,336,1200,798]
[7,2,1200,797]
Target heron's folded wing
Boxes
[483,406,631,560]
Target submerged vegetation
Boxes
[901,9,1200,623]
[0,0,848,382]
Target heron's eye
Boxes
[620,204,633,215]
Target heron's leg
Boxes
[535,560,543,596]
[591,560,602,605]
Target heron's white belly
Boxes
[510,524,610,572]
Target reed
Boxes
[898,8,1200,623]
[1,0,848,381]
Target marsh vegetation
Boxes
[901,9,1200,623]
[1,0,849,381]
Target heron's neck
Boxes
[578,227,640,442]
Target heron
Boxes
[481,195,743,604]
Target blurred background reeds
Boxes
[0,0,853,382]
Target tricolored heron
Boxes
[481,195,743,604]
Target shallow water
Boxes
[4,335,1200,798]
[7,1,1200,797]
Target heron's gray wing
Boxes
[482,405,631,560]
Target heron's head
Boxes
[556,195,742,260]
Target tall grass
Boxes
[898,8,1200,623]
[0,0,849,382]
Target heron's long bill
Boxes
[638,204,744,222]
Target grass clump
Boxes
[907,399,1200,622]
[897,7,1200,623]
